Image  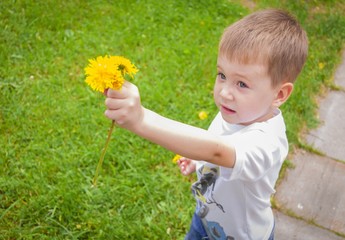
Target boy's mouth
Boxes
[221,105,236,114]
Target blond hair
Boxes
[219,9,308,86]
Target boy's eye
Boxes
[217,73,226,80]
[238,81,248,88]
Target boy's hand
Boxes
[177,157,196,176]
[104,81,144,131]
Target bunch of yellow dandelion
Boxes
[85,55,138,92]
[84,55,138,186]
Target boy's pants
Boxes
[185,212,275,240]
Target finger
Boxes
[106,81,136,98]
[181,165,192,176]
[177,158,186,166]
[105,97,127,110]
[106,87,127,98]
[177,160,183,168]
[104,109,126,125]
[181,168,190,176]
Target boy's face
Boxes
[214,55,280,126]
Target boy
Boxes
[104,9,308,240]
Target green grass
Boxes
[1,0,344,239]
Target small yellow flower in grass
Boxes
[198,111,208,120]
[84,55,138,186]
[318,62,325,70]
[172,154,182,163]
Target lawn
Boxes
[1,0,344,239]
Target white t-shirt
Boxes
[193,109,288,240]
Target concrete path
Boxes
[274,51,345,239]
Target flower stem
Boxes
[92,120,115,186]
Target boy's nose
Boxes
[220,86,234,101]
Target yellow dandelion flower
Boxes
[198,111,208,120]
[318,62,325,70]
[110,56,139,78]
[84,55,138,92]
[172,154,182,163]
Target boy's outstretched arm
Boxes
[104,81,236,168]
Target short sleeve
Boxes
[220,129,286,182]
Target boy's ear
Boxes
[273,82,294,107]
